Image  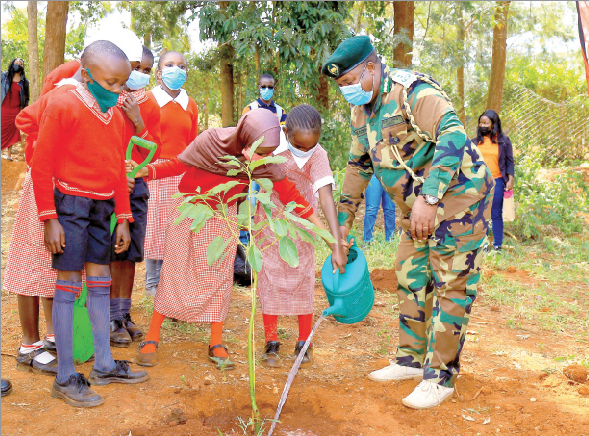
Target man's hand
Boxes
[339,225,354,255]
[127,176,135,193]
[410,195,437,242]
[331,244,348,274]
[121,94,145,134]
[125,160,148,178]
[44,219,65,254]
[114,219,131,254]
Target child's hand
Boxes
[127,176,135,193]
[114,219,131,254]
[125,159,148,178]
[331,244,348,274]
[121,94,145,134]
[44,219,65,254]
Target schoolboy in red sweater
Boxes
[109,45,162,346]
[31,40,149,408]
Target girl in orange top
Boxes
[473,109,514,251]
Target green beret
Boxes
[321,35,374,79]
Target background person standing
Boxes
[363,174,396,245]
[473,109,514,251]
[1,58,29,161]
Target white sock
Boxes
[19,340,43,354]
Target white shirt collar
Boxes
[55,78,79,88]
[273,129,315,169]
[151,86,189,111]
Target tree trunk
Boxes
[316,66,329,113]
[219,1,235,127]
[42,1,69,78]
[143,31,151,49]
[393,1,414,68]
[456,5,466,124]
[27,1,40,103]
[486,1,511,112]
[204,81,210,130]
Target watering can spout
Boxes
[322,300,346,318]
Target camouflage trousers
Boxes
[394,192,492,387]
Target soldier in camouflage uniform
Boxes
[322,36,494,409]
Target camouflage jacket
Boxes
[338,64,493,230]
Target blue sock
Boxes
[86,276,116,373]
[110,297,121,322]
[120,298,132,317]
[54,280,82,383]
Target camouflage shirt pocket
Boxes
[381,114,408,146]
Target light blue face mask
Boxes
[161,66,187,90]
[126,70,151,90]
[287,139,316,159]
[338,64,374,106]
[259,87,274,101]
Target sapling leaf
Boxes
[219,155,242,166]
[207,180,242,195]
[227,169,241,176]
[248,154,287,170]
[251,221,265,231]
[311,226,336,244]
[226,192,248,204]
[207,235,229,266]
[172,192,184,198]
[275,219,288,237]
[174,203,194,224]
[262,204,275,232]
[248,243,263,272]
[254,192,277,208]
[190,216,210,235]
[285,211,313,229]
[256,178,273,192]
[250,136,264,156]
[287,222,299,239]
[278,237,299,268]
[297,227,316,244]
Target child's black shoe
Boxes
[51,373,103,408]
[122,313,144,342]
[110,319,132,347]
[262,341,282,368]
[291,341,313,368]
[88,360,149,386]
[16,348,58,376]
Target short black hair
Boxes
[286,104,322,135]
[476,109,503,144]
[258,73,275,85]
[142,45,155,64]
[158,50,185,70]
[82,40,129,67]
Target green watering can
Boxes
[320,236,375,324]
[73,136,158,364]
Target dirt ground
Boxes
[1,158,589,436]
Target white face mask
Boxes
[286,139,316,159]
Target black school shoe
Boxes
[110,319,132,347]
[51,373,104,408]
[122,313,144,342]
[1,379,13,397]
[88,359,149,386]
[16,347,58,376]
[290,341,314,368]
[262,341,282,368]
[43,338,57,354]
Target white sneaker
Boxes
[367,360,424,382]
[402,380,454,409]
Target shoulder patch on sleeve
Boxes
[390,70,418,88]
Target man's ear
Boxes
[80,68,91,83]
[366,62,376,74]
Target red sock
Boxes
[210,321,228,358]
[298,314,313,343]
[263,314,278,343]
[140,310,166,354]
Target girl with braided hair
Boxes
[256,104,346,368]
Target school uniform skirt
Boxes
[144,158,183,260]
[153,197,238,323]
[3,169,57,297]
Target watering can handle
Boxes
[126,136,157,179]
[331,234,354,288]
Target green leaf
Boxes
[207,180,242,195]
[190,216,209,236]
[254,192,277,208]
[251,221,265,231]
[248,243,263,272]
[227,168,241,176]
[287,222,299,239]
[297,227,316,244]
[226,192,248,204]
[285,211,312,229]
[207,236,231,266]
[249,155,288,170]
[256,177,273,192]
[174,203,194,225]
[172,192,184,199]
[262,204,275,232]
[250,136,264,156]
[311,226,336,244]
[278,237,299,268]
[275,219,288,237]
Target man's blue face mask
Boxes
[338,64,374,106]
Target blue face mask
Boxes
[126,70,151,91]
[260,87,274,101]
[287,139,316,159]
[161,66,187,91]
[339,65,374,106]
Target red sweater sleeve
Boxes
[272,178,313,219]
[147,158,191,181]
[31,111,61,220]
[114,124,133,223]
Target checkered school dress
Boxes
[254,145,335,315]
[153,197,238,323]
[144,158,183,260]
[3,169,57,297]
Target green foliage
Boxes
[65,1,113,57]
[1,4,45,76]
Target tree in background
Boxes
[42,1,69,78]
[487,1,511,112]
[393,1,414,67]
[65,1,113,57]
[27,1,40,103]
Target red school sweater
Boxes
[31,84,133,223]
[147,158,313,219]
[40,59,81,97]
[118,89,162,166]
[16,84,77,166]
[147,89,199,159]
